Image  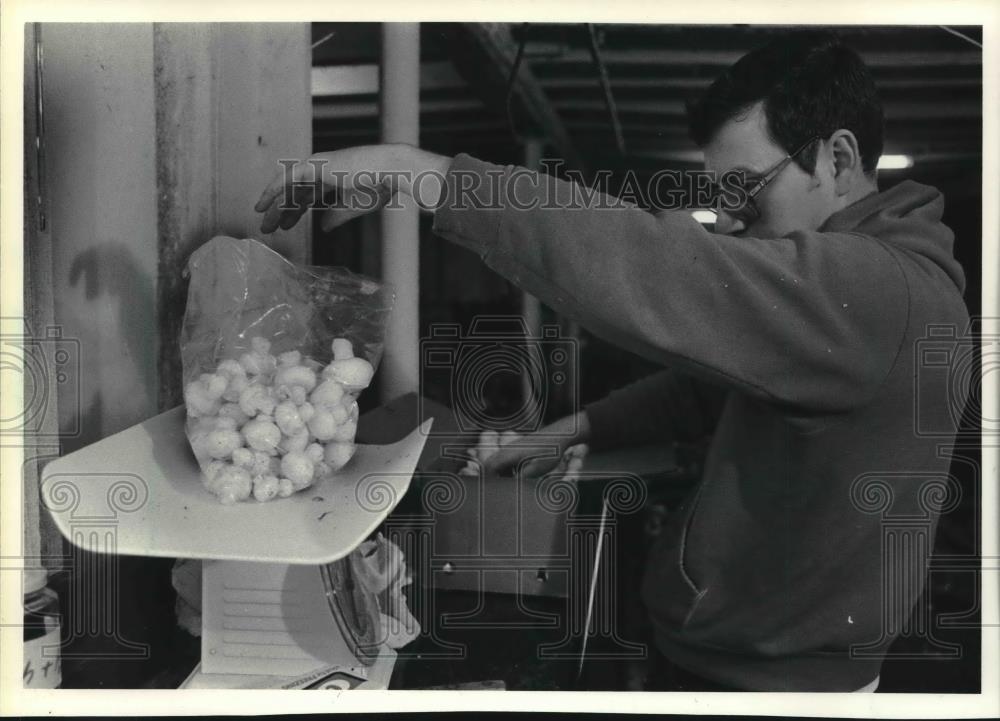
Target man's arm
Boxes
[585,369,728,452]
[431,153,909,416]
[479,369,725,478]
[254,145,909,416]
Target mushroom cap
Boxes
[324,357,374,392]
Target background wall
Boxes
[42,23,160,451]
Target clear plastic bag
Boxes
[180,236,394,503]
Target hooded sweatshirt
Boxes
[431,153,970,691]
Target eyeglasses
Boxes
[714,137,820,224]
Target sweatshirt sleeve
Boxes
[431,153,909,414]
[585,369,729,452]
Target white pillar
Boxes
[380,23,421,403]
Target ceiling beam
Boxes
[446,22,585,170]
[593,148,981,167]
[313,97,483,120]
[314,120,507,139]
[312,61,466,96]
[553,99,981,120]
[613,135,981,157]
[537,76,983,91]
[528,46,983,68]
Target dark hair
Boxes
[687,31,884,175]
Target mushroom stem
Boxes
[332,338,355,361]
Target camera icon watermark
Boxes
[914,320,995,438]
[419,316,579,437]
[0,319,81,443]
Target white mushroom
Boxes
[252,474,280,502]
[310,379,345,409]
[305,443,325,464]
[217,360,249,402]
[307,408,338,442]
[239,383,276,418]
[276,384,309,405]
[250,450,272,477]
[184,379,222,417]
[330,403,349,425]
[274,364,317,393]
[204,428,242,459]
[239,337,277,377]
[321,338,374,392]
[231,447,256,469]
[204,460,228,483]
[218,402,250,427]
[323,441,356,472]
[277,350,302,368]
[210,465,252,505]
[281,428,310,454]
[281,451,315,489]
[200,373,229,400]
[214,416,239,431]
[274,400,307,436]
[297,401,315,424]
[330,418,358,443]
[242,417,281,453]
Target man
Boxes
[254,32,970,692]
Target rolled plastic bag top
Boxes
[181,236,393,383]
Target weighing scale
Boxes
[41,405,432,689]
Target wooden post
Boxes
[379,23,421,403]
[21,23,63,569]
[154,23,312,409]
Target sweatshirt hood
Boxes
[819,180,966,294]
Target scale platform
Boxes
[40,405,432,565]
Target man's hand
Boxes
[254,144,452,234]
[480,411,592,479]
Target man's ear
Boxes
[828,129,862,196]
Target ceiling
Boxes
[311,23,983,182]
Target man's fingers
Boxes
[319,183,396,233]
[260,200,285,234]
[260,179,323,234]
[482,444,561,478]
[254,164,301,213]
[522,457,562,479]
[277,207,307,231]
[480,445,525,476]
[254,158,327,211]
[278,184,318,229]
[254,181,282,213]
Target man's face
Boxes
[702,101,835,238]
